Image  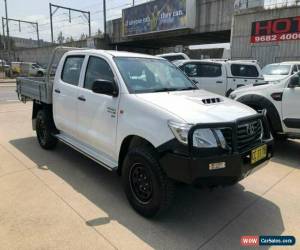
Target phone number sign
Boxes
[251,16,300,43]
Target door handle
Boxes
[78,96,86,102]
[216,81,223,84]
[54,89,61,94]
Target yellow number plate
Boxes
[251,144,267,165]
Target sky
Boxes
[0,0,151,42]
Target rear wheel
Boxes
[122,145,175,218]
[36,110,58,150]
[37,71,44,77]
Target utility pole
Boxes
[36,22,40,47]
[49,3,91,43]
[2,18,40,47]
[88,12,91,38]
[103,0,106,35]
[4,0,10,57]
[133,0,135,6]
[49,3,54,43]
[1,18,5,50]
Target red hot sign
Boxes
[251,16,300,43]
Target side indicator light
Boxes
[271,92,283,101]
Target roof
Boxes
[156,52,187,57]
[189,43,230,50]
[67,49,159,59]
[279,61,300,64]
[173,59,259,66]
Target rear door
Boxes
[76,55,119,161]
[181,62,226,95]
[282,73,300,133]
[53,55,85,137]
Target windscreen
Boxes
[262,64,291,76]
[114,57,196,94]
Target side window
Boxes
[197,63,222,77]
[61,56,84,86]
[84,56,114,90]
[231,64,259,77]
[297,65,300,71]
[183,63,198,77]
[292,65,298,74]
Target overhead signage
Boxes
[122,0,188,36]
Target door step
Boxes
[55,133,118,171]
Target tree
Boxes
[0,35,4,50]
[57,31,65,44]
[80,33,88,40]
[95,29,103,37]
[65,36,75,43]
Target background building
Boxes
[231,3,300,66]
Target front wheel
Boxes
[122,145,175,218]
[37,71,44,77]
[36,110,58,150]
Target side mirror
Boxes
[92,79,118,97]
[288,75,300,88]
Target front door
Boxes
[282,73,300,132]
[77,56,119,160]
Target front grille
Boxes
[221,119,263,152]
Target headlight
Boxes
[168,121,227,149]
[168,121,192,145]
[193,129,227,149]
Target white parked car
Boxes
[11,62,46,77]
[262,62,300,83]
[230,72,300,140]
[16,48,273,217]
[156,52,190,62]
[174,59,266,96]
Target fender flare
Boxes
[237,94,283,133]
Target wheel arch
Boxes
[32,102,55,131]
[37,70,44,76]
[237,94,283,133]
[118,135,156,175]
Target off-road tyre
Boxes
[122,145,175,218]
[36,110,58,150]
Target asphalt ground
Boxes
[0,79,18,103]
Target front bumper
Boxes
[159,140,273,185]
[158,112,274,186]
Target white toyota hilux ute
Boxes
[230,72,300,140]
[174,59,266,97]
[17,48,273,217]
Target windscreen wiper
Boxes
[153,88,178,92]
[179,86,198,91]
